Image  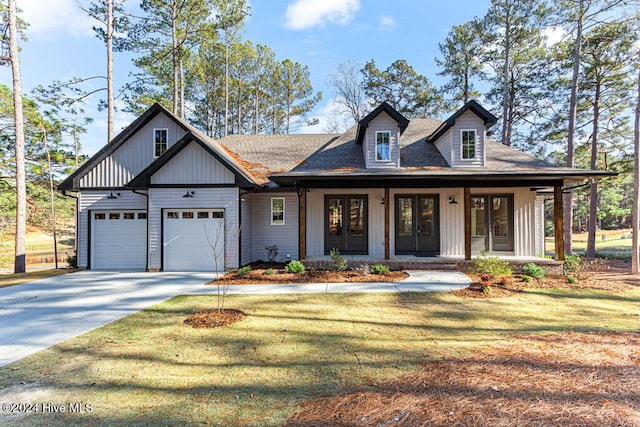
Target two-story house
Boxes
[58,100,611,271]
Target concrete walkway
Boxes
[0,270,469,367]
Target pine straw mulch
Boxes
[210,265,408,285]
[453,259,639,298]
[285,331,640,427]
[183,309,246,328]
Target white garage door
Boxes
[163,209,225,272]
[91,210,147,270]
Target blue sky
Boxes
[1,0,495,155]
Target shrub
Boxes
[370,264,390,275]
[265,244,279,262]
[474,252,512,278]
[263,268,274,275]
[567,276,578,284]
[66,250,77,268]
[564,254,582,274]
[480,273,491,282]
[237,266,251,276]
[499,275,512,286]
[329,248,348,272]
[481,282,492,294]
[285,260,305,274]
[522,275,533,283]
[522,263,545,279]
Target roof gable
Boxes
[355,101,410,145]
[58,103,189,191]
[127,132,256,189]
[426,100,497,144]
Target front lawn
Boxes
[0,285,638,426]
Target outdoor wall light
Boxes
[107,191,120,199]
[448,195,458,205]
[182,190,195,198]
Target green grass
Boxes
[0,289,638,426]
[546,228,632,256]
[0,268,76,288]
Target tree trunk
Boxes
[106,0,114,142]
[179,56,185,118]
[171,3,179,115]
[224,28,229,137]
[632,59,640,273]
[501,0,511,146]
[586,83,601,259]
[8,0,26,274]
[564,0,584,255]
[42,125,58,269]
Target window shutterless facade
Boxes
[375,131,391,161]
[154,128,168,157]
[271,197,285,225]
[461,129,476,160]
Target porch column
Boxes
[554,185,564,261]
[464,187,471,260]
[384,187,390,259]
[299,188,306,259]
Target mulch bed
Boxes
[285,332,640,427]
[183,309,246,328]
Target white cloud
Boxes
[20,0,95,39]
[378,15,396,31]
[543,26,566,47]
[283,0,360,30]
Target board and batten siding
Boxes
[449,110,485,168]
[77,190,147,268]
[147,188,239,271]
[433,130,452,166]
[150,142,235,185]
[250,193,299,262]
[306,188,385,258]
[535,195,545,257]
[364,112,401,169]
[79,114,187,188]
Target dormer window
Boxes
[376,131,391,161]
[154,128,168,157]
[461,130,476,160]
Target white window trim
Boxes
[375,131,391,162]
[460,129,477,161]
[153,128,168,158]
[271,197,285,225]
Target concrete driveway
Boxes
[0,270,469,367]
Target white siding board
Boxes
[450,111,485,168]
[241,195,253,265]
[151,142,235,185]
[251,193,299,262]
[148,188,239,270]
[77,190,147,268]
[535,195,545,257]
[364,113,400,169]
[433,130,452,166]
[79,113,187,188]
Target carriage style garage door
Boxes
[163,209,225,272]
[90,210,147,270]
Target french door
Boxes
[470,195,514,253]
[395,195,440,256]
[325,195,368,254]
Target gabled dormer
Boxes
[356,101,410,169]
[426,100,497,168]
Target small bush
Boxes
[474,252,512,278]
[567,275,578,284]
[480,273,491,282]
[329,248,348,272]
[564,254,582,274]
[263,268,274,275]
[521,275,533,283]
[370,264,390,275]
[285,260,305,274]
[522,263,545,279]
[237,266,251,276]
[499,275,512,286]
[66,251,77,268]
[481,283,492,294]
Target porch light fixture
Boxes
[381,197,386,205]
[107,191,120,199]
[448,195,458,205]
[182,190,195,198]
